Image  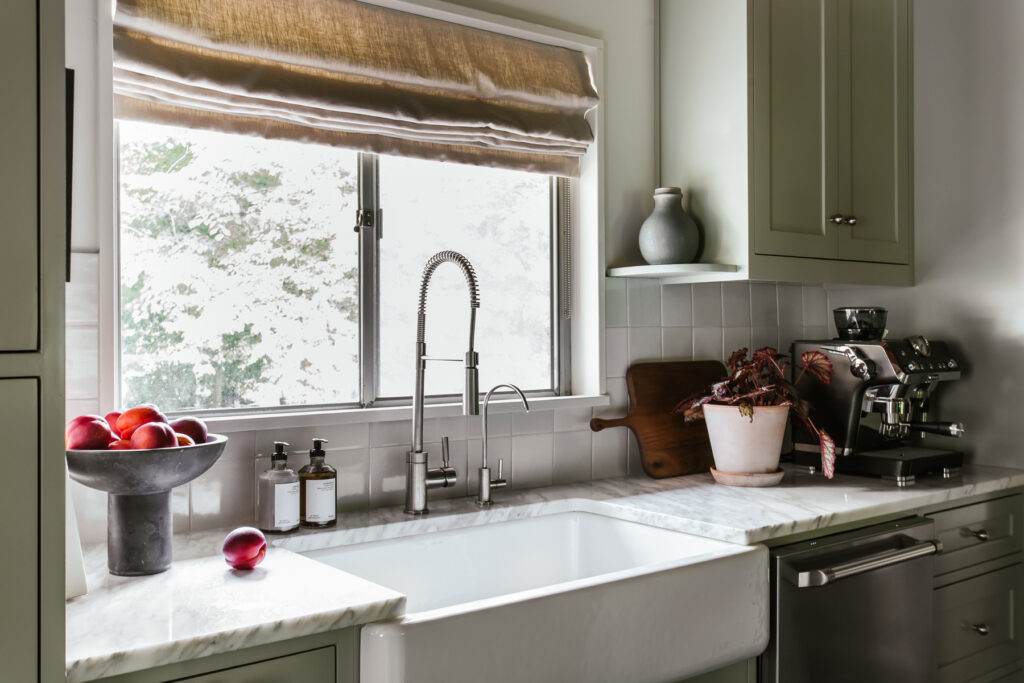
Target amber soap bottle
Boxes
[299,438,337,528]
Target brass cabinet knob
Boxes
[843,215,857,226]
[969,623,990,636]
[829,214,845,225]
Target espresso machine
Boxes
[789,308,965,486]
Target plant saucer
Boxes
[710,467,785,487]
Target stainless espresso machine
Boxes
[789,307,965,486]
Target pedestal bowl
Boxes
[66,434,228,575]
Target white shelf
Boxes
[606,263,742,285]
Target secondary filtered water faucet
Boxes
[405,250,480,515]
[476,384,529,507]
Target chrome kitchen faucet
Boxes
[405,251,480,515]
[476,383,529,507]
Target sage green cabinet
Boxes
[174,646,335,683]
[0,0,40,350]
[659,0,914,285]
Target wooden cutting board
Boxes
[590,360,726,478]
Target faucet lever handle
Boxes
[441,436,450,468]
[497,458,503,480]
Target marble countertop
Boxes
[67,463,1024,680]
[65,546,404,683]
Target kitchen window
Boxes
[117,120,569,413]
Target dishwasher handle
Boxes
[793,539,942,587]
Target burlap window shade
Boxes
[112,0,599,176]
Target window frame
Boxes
[95,0,607,428]
[112,135,571,415]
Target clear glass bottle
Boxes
[299,438,337,528]
[257,441,300,533]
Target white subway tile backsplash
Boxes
[252,422,369,458]
[331,448,370,511]
[368,444,408,507]
[661,284,692,326]
[693,327,723,361]
[692,283,723,326]
[662,327,693,360]
[66,327,99,400]
[552,431,592,485]
[593,378,628,420]
[190,455,255,532]
[802,286,828,326]
[65,399,100,420]
[751,326,781,352]
[510,433,553,489]
[592,428,627,479]
[554,407,593,433]
[605,277,628,327]
[723,327,752,356]
[512,409,554,435]
[67,253,99,325]
[605,327,628,378]
[626,278,662,327]
[778,284,804,328]
[370,419,418,447]
[436,416,467,442]
[467,412,511,439]
[628,326,662,364]
[750,283,779,327]
[722,283,751,327]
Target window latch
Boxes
[353,208,374,233]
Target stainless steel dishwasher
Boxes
[762,517,942,682]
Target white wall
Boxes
[830,1,1024,468]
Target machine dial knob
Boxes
[907,335,931,357]
[906,361,919,371]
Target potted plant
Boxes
[673,347,836,479]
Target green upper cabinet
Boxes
[658,0,913,285]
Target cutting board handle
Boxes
[590,416,630,432]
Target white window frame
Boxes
[94,0,608,430]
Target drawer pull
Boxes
[968,528,990,541]
[968,623,990,636]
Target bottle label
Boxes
[305,479,336,522]
[275,481,300,529]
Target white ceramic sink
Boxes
[302,509,768,683]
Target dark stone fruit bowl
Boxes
[66,434,228,576]
[66,434,228,495]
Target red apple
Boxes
[66,416,112,450]
[108,439,133,450]
[129,422,177,449]
[175,433,195,447]
[105,411,123,438]
[117,405,167,440]
[169,417,208,445]
[222,527,267,570]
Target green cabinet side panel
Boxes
[0,0,40,350]
[0,378,39,681]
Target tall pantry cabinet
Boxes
[0,0,66,680]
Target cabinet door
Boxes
[751,0,838,260]
[835,0,912,264]
[0,379,39,681]
[174,646,335,683]
[0,0,40,350]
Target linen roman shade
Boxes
[112,0,599,176]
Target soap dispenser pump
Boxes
[257,441,300,533]
[299,438,337,528]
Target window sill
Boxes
[201,394,610,434]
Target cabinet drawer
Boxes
[935,565,1023,683]
[174,646,334,683]
[929,496,1023,576]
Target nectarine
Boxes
[169,417,207,445]
[117,405,167,440]
[129,422,176,449]
[66,416,112,450]
[222,527,267,570]
[105,411,123,438]
[175,433,195,447]
[108,439,133,450]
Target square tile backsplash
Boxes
[66,274,829,543]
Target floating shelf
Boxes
[606,263,742,285]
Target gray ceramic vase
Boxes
[638,187,699,265]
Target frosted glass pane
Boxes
[118,121,359,410]
[378,155,552,398]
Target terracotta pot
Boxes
[702,404,788,474]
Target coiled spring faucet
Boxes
[405,250,480,515]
